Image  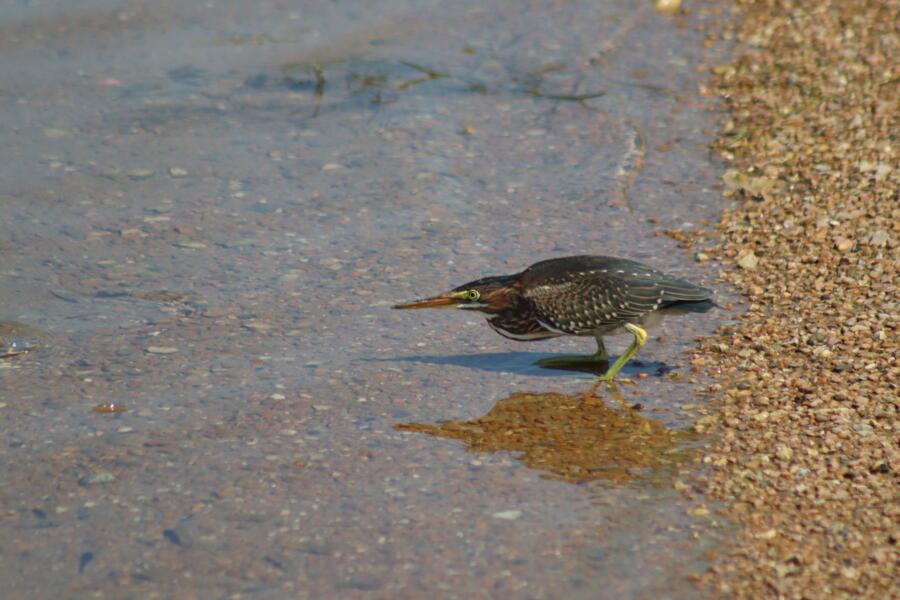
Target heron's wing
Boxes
[522,269,667,334]
[654,276,713,303]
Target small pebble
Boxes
[43,128,70,138]
[492,510,522,520]
[736,253,758,270]
[146,346,179,354]
[78,472,117,486]
[654,0,681,14]
[128,169,155,180]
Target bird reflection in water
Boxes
[395,384,695,485]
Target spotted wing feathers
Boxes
[518,256,712,334]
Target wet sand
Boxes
[0,1,735,598]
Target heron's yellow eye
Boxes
[465,290,480,301]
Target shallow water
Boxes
[1,0,732,597]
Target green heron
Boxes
[393,255,714,381]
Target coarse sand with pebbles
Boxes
[686,0,897,598]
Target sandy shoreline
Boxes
[690,0,897,597]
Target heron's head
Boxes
[392,275,518,315]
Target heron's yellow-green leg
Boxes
[597,323,647,381]
[535,337,608,367]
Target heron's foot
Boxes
[592,323,648,382]
[594,371,635,384]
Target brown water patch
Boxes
[398,387,693,485]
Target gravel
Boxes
[688,1,898,597]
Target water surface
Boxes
[1,0,732,597]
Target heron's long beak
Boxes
[392,294,461,309]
